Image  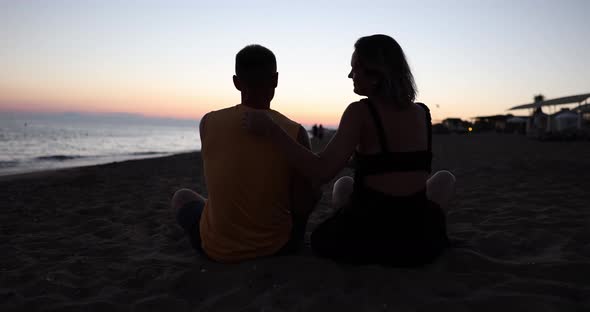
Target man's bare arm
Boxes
[290,125,322,217]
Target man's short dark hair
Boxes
[235,45,277,82]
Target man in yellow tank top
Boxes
[171,45,320,263]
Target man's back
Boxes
[199,104,301,262]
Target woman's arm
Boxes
[242,102,363,183]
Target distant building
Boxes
[508,93,590,139]
[505,116,527,134]
[432,123,450,134]
[442,118,468,133]
[473,115,518,133]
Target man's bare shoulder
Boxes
[269,109,299,126]
[208,105,240,116]
[268,109,303,138]
[199,105,241,138]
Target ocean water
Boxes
[0,113,200,176]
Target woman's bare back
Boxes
[358,102,431,196]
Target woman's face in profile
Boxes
[348,51,376,96]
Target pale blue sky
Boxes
[1,0,588,125]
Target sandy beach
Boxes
[1,133,590,311]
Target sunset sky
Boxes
[1,0,589,126]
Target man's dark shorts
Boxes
[176,199,305,256]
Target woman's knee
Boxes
[429,170,456,188]
[427,170,456,209]
[435,170,455,181]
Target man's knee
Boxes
[332,176,354,210]
[171,188,199,210]
[334,176,354,193]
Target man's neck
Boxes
[241,98,271,110]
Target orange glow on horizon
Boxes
[0,85,234,120]
[0,84,345,126]
[2,82,503,127]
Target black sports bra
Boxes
[354,100,432,176]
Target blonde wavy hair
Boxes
[354,34,417,109]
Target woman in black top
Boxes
[242,34,456,266]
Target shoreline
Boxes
[0,150,200,182]
[0,130,333,181]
